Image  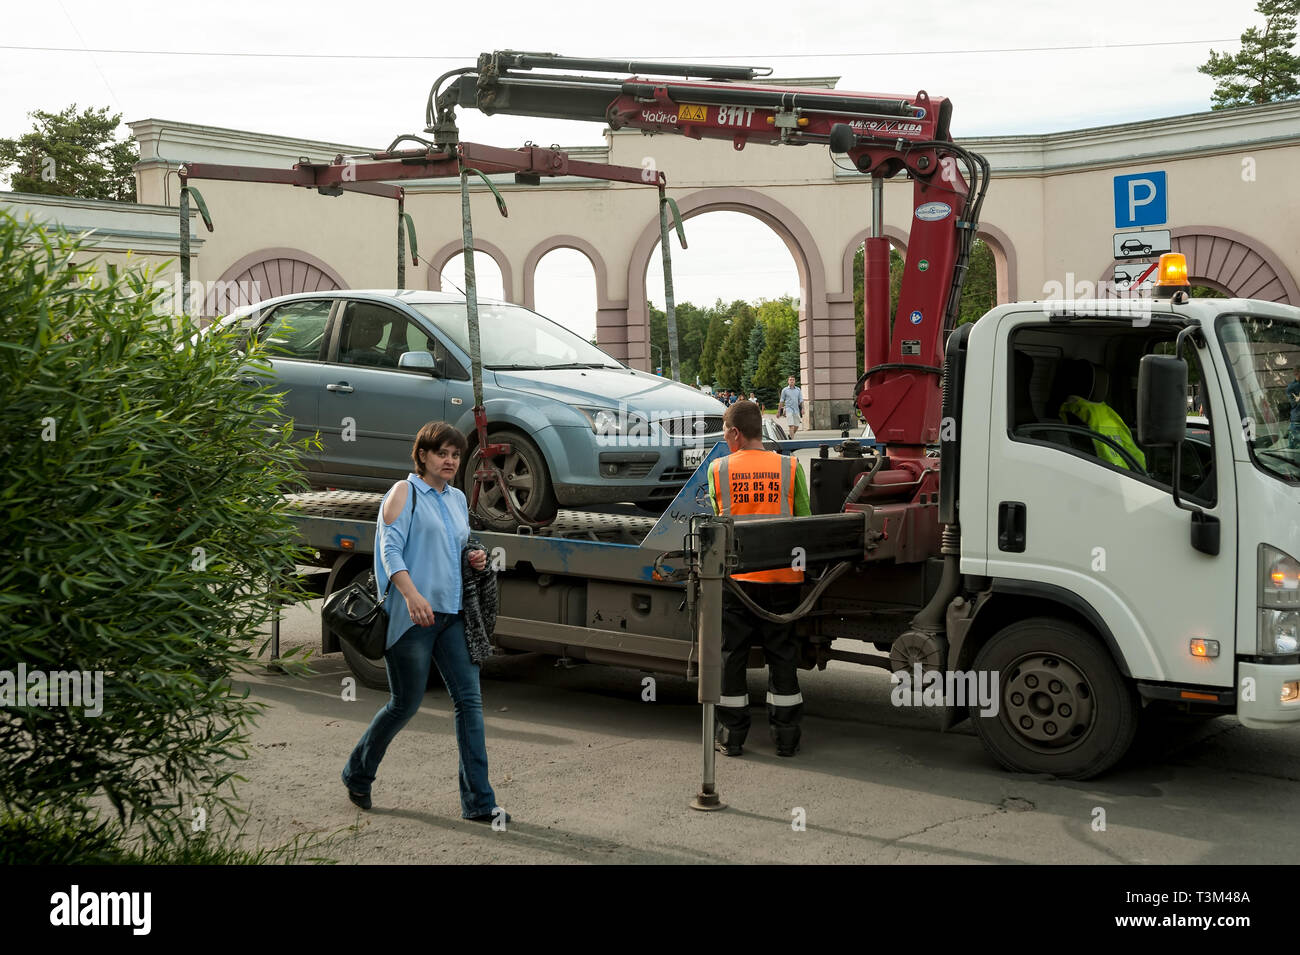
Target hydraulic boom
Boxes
[430,51,989,457]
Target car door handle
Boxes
[325,383,354,394]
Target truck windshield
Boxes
[413,302,621,370]
[1217,313,1300,482]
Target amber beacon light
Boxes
[1153,252,1191,298]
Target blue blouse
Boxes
[374,473,470,649]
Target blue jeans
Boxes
[342,614,497,818]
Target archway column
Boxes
[596,304,631,361]
[817,293,860,428]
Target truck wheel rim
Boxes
[1000,651,1096,754]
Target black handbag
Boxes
[322,480,414,658]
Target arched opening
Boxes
[973,224,1017,306]
[626,189,837,426]
[525,240,605,345]
[435,250,505,301]
[641,209,803,406]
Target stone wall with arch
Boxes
[210,247,346,315]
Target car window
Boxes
[412,302,620,369]
[401,319,462,375]
[334,302,408,369]
[257,300,332,360]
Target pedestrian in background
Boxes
[779,376,805,436]
[341,421,508,824]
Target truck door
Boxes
[318,300,449,487]
[984,313,1237,691]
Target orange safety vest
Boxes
[709,449,803,584]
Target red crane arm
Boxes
[433,52,989,451]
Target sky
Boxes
[1,0,1265,339]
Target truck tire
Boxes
[332,567,442,692]
[465,430,557,531]
[970,616,1137,779]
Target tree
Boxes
[713,301,755,390]
[1199,0,1300,109]
[742,318,766,395]
[956,239,997,326]
[698,302,729,385]
[779,330,802,383]
[0,210,313,857]
[751,297,799,406]
[0,105,138,201]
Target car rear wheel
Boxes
[464,430,557,531]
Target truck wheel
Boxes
[332,568,442,691]
[970,616,1137,779]
[466,431,557,531]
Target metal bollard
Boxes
[691,518,727,811]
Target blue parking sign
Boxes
[1114,171,1167,228]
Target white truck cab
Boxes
[958,296,1300,759]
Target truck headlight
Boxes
[1259,609,1300,655]
[1257,547,1300,656]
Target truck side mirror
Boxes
[398,350,438,375]
[1137,351,1220,556]
[1137,354,1187,447]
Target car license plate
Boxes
[681,447,707,470]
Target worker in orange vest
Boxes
[707,400,812,757]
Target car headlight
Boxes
[1258,545,1300,655]
[574,406,650,438]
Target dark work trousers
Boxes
[716,580,804,751]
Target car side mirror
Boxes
[398,350,438,375]
[1137,354,1187,447]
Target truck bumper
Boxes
[1237,661,1300,728]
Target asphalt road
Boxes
[229,599,1300,864]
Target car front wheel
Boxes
[464,430,558,531]
[970,616,1137,779]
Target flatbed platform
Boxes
[285,491,659,549]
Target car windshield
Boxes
[1217,313,1300,482]
[412,302,621,370]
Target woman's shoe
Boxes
[347,788,372,810]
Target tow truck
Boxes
[273,52,1300,783]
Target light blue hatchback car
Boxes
[217,289,726,527]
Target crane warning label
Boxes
[678,104,707,122]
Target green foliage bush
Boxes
[0,210,314,850]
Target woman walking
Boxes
[342,421,507,823]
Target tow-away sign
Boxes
[1114,261,1158,291]
[1113,230,1172,260]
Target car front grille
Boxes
[658,415,724,438]
[659,467,694,482]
